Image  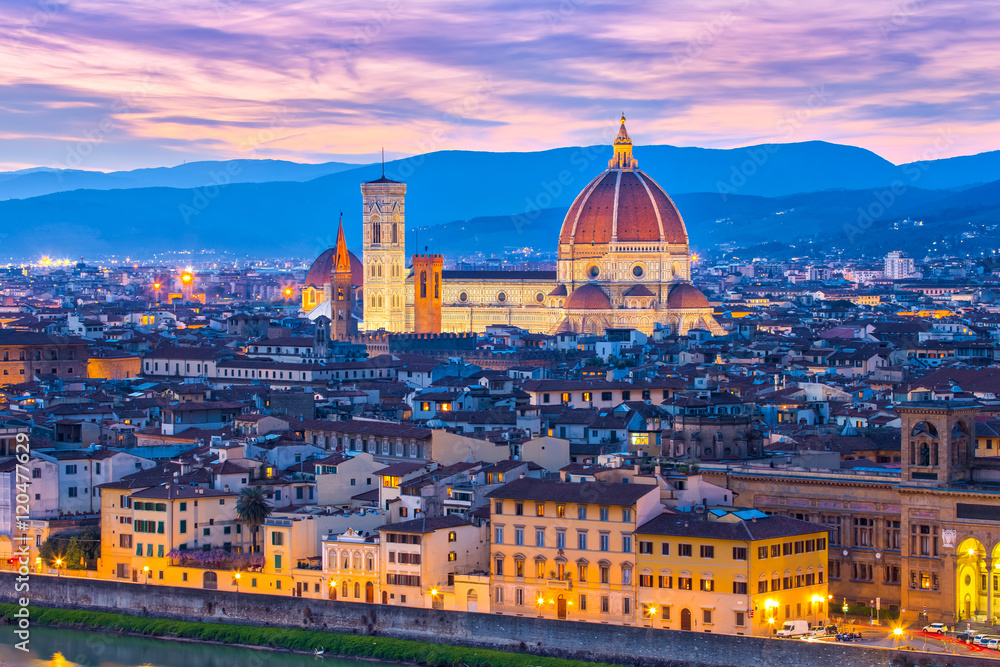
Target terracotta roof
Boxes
[484,477,657,506]
[377,515,471,534]
[623,284,655,297]
[559,170,687,245]
[304,247,362,288]
[667,283,710,309]
[565,283,612,310]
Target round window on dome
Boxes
[535,292,544,303]
[458,292,468,303]
[632,264,644,278]
[497,292,507,303]
[587,264,600,279]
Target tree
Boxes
[236,486,272,553]
[38,527,100,569]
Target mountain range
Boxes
[2,141,1000,260]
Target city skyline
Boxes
[2,1,999,171]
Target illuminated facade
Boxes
[359,116,723,337]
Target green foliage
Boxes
[235,486,273,552]
[38,527,100,569]
[0,604,623,667]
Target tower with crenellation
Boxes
[361,174,406,332]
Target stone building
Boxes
[301,116,722,338]
[0,331,88,386]
[703,400,1000,625]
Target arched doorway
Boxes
[366,581,374,603]
[957,538,987,620]
[557,594,567,620]
[202,571,218,590]
[381,590,388,605]
[467,589,478,613]
[680,608,692,631]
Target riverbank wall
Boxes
[0,573,988,667]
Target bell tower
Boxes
[361,171,406,332]
[897,401,978,486]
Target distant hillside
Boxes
[0,159,362,201]
[4,141,1000,260]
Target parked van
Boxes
[777,620,810,637]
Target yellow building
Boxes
[485,478,661,623]
[974,419,1000,457]
[635,509,829,636]
[378,515,488,610]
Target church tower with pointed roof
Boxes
[331,216,358,339]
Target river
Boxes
[0,626,394,667]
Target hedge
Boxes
[0,604,624,667]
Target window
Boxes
[703,609,712,624]
[678,577,692,590]
[66,465,77,475]
[700,578,714,592]
[67,487,78,498]
[536,503,545,517]
[853,518,873,548]
[515,528,524,546]
[621,566,632,585]
[515,588,524,605]
[274,555,282,570]
[735,611,745,626]
[494,501,503,514]
[272,532,283,546]
[599,507,609,521]
[556,531,566,549]
[494,527,503,544]
[910,524,938,556]
[770,544,780,558]
[577,563,587,582]
[601,596,610,613]
[733,581,748,594]
[599,534,609,551]
[700,545,714,559]
[622,508,632,523]
[661,606,671,621]
[639,574,654,587]
[577,532,588,550]
[757,580,767,594]
[622,535,632,552]
[658,575,673,588]
[579,594,587,611]
[179,520,187,534]
[535,529,546,548]
[494,557,504,576]
[448,531,457,542]
[733,547,747,561]
[758,546,768,559]
[515,502,524,516]
[623,598,632,615]
[661,542,670,556]
[639,541,653,555]
[577,506,587,520]
[679,543,692,557]
[600,565,610,584]
[557,504,565,518]
[448,552,456,562]
[535,561,545,578]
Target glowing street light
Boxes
[234,571,241,593]
[142,565,150,583]
[55,558,63,577]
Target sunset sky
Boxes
[1,0,997,172]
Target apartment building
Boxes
[485,478,661,624]
[635,509,829,636]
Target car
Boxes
[986,637,1000,650]
[974,634,988,645]
[922,623,947,634]
[958,630,977,642]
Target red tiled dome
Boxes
[304,248,363,288]
[565,283,612,310]
[559,170,688,245]
[667,283,710,309]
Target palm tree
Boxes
[236,486,272,554]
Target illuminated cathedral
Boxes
[303,115,722,337]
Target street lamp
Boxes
[234,571,241,593]
[55,558,62,577]
[143,565,150,584]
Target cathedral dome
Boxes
[558,115,688,247]
[565,283,612,310]
[305,247,363,288]
[666,283,710,309]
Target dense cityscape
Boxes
[4,1,1000,666]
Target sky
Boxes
[1,0,998,172]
